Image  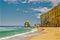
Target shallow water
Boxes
[0,26,33,38]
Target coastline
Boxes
[28,27,60,40]
[0,28,37,40]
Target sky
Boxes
[0,0,60,26]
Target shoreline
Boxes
[0,28,37,40]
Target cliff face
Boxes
[40,4,60,27]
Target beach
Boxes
[0,27,60,40]
[27,27,60,40]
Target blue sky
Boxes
[0,0,60,26]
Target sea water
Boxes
[0,26,33,38]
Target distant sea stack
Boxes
[24,21,30,27]
[34,23,41,28]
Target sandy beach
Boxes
[28,27,60,40]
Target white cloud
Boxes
[29,0,41,2]
[29,0,60,6]
[3,0,18,4]
[3,0,60,6]
[33,7,51,13]
[4,0,17,2]
[3,0,27,4]
[48,0,60,6]
[21,1,27,3]
[34,7,51,19]
[28,0,60,19]
[35,13,42,19]
[16,8,20,11]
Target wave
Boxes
[0,28,37,40]
[0,27,22,31]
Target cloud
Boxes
[34,7,51,19]
[33,7,51,13]
[29,0,41,2]
[48,0,60,6]
[3,0,27,4]
[4,0,17,2]
[3,0,60,6]
[35,13,42,19]
[29,0,60,6]
[3,0,18,4]
[16,8,20,11]
[28,0,60,19]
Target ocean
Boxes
[0,26,33,38]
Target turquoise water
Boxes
[0,26,33,38]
